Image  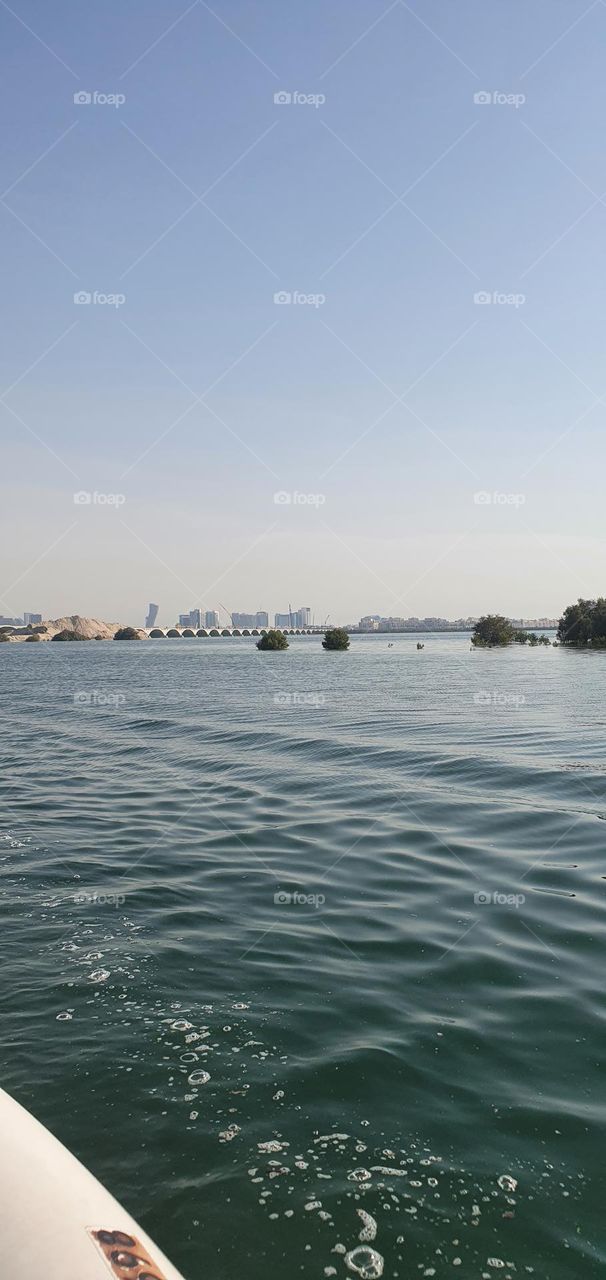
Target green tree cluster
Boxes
[257,629,289,650]
[322,627,350,650]
[471,616,516,647]
[557,598,606,647]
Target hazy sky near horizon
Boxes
[1,0,605,625]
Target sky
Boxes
[1,0,605,626]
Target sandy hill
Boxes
[2,616,147,642]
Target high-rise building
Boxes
[255,611,268,627]
[232,612,256,628]
[178,613,191,627]
[23,612,42,625]
[275,607,310,628]
[189,609,202,629]
[205,611,219,628]
[145,603,159,628]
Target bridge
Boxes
[145,627,319,638]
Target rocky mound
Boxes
[1,616,148,642]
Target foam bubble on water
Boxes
[497,1174,517,1193]
[171,1019,193,1031]
[348,1168,372,1183]
[188,1069,210,1085]
[56,1011,72,1021]
[219,1124,241,1143]
[357,1209,377,1242]
[88,968,110,983]
[345,1246,384,1278]
[258,1140,289,1153]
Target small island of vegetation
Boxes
[257,629,289,651]
[471,616,550,648]
[322,627,350,651]
[557,598,606,647]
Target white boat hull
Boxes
[0,1087,187,1279]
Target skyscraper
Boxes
[145,603,159,628]
[205,610,219,628]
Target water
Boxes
[1,633,605,1279]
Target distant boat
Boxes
[416,642,424,649]
[0,1086,186,1279]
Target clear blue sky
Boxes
[1,0,604,625]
